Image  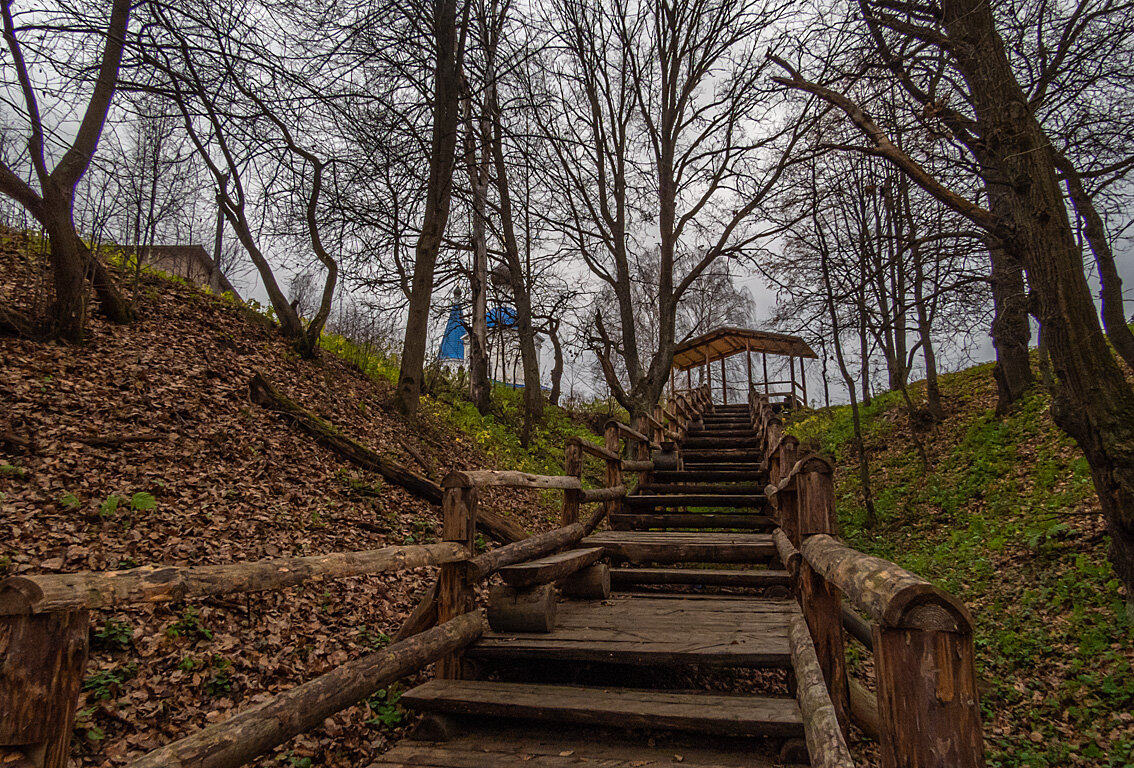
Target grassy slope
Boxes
[789,363,1134,767]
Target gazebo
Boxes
[671,327,817,408]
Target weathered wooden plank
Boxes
[467,524,586,583]
[610,567,790,588]
[498,548,604,588]
[637,483,768,495]
[401,680,804,738]
[609,513,774,530]
[582,532,776,564]
[624,494,767,508]
[446,470,583,491]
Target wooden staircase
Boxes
[374,403,814,767]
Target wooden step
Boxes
[401,680,803,738]
[681,448,764,462]
[652,470,766,483]
[625,494,768,508]
[611,567,791,588]
[686,427,757,437]
[682,436,762,448]
[498,547,604,588]
[468,594,795,667]
[638,482,768,494]
[581,531,776,563]
[609,513,774,530]
[681,463,764,474]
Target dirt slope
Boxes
[0,232,549,768]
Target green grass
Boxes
[787,366,1134,767]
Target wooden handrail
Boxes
[466,523,586,582]
[764,453,833,499]
[443,469,583,491]
[605,420,660,450]
[620,459,654,472]
[580,485,626,503]
[574,438,620,462]
[773,528,801,578]
[789,616,855,768]
[800,534,973,632]
[0,542,468,615]
[125,611,485,768]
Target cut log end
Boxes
[486,584,557,633]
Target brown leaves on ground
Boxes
[0,233,553,768]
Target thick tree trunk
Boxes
[461,79,491,414]
[548,321,564,407]
[395,0,464,418]
[43,203,88,342]
[988,243,1032,413]
[945,0,1134,609]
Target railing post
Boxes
[874,621,984,768]
[775,437,801,546]
[436,474,478,679]
[604,422,623,521]
[561,439,584,526]
[795,459,850,735]
[1,609,89,768]
[635,414,651,486]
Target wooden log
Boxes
[437,487,478,679]
[498,548,603,588]
[620,460,654,472]
[849,677,881,741]
[841,603,874,650]
[604,423,624,521]
[248,372,442,504]
[580,485,627,503]
[788,616,855,768]
[0,543,468,615]
[800,535,972,632]
[577,439,620,462]
[874,625,984,768]
[125,612,484,768]
[486,584,557,633]
[606,420,659,450]
[466,524,587,582]
[798,558,850,733]
[248,373,525,545]
[0,610,88,768]
[773,528,801,578]
[446,469,582,491]
[557,564,610,599]
[393,581,439,642]
[561,440,584,525]
[797,469,837,539]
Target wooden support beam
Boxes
[604,423,624,522]
[561,440,584,525]
[763,352,769,394]
[436,485,478,679]
[447,470,582,491]
[720,356,728,405]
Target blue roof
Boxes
[439,304,464,361]
[488,306,517,329]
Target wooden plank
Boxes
[581,532,776,564]
[468,595,794,668]
[450,470,583,491]
[624,494,767,508]
[498,548,604,588]
[609,513,774,530]
[401,680,804,738]
[637,483,768,494]
[610,568,790,588]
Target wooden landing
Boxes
[467,594,795,667]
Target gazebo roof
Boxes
[671,327,817,371]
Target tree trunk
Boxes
[910,241,943,421]
[548,320,564,407]
[944,0,1134,610]
[988,243,1032,414]
[43,193,88,342]
[461,77,491,414]
[395,0,464,418]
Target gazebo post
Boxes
[746,340,752,395]
[670,366,675,398]
[789,355,797,407]
[704,352,711,403]
[762,352,769,395]
[686,367,692,390]
[720,356,728,405]
[800,356,808,407]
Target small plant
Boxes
[355,625,392,650]
[365,684,405,729]
[204,655,233,696]
[0,463,25,477]
[177,656,198,671]
[276,753,313,768]
[115,556,139,570]
[98,494,121,519]
[59,491,81,511]
[166,606,213,641]
[82,663,138,700]
[130,492,157,512]
[92,617,133,650]
[0,555,10,572]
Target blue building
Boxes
[438,303,536,388]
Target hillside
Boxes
[788,363,1134,767]
[0,232,599,768]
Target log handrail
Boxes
[620,459,654,472]
[466,523,587,582]
[124,610,485,768]
[443,469,583,490]
[789,616,855,768]
[800,534,973,633]
[580,485,626,503]
[764,452,834,500]
[573,438,620,462]
[0,542,469,615]
[605,420,660,450]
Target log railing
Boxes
[0,388,716,768]
[754,388,985,768]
